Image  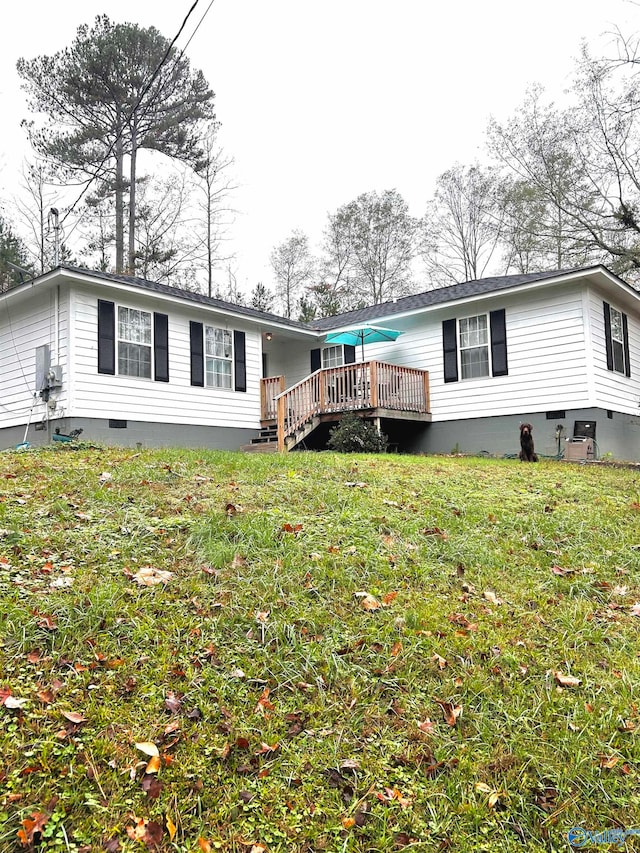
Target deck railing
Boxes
[261,361,430,451]
[260,375,285,421]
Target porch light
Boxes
[265,332,273,341]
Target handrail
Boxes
[271,361,430,451]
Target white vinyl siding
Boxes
[364,283,592,420]
[589,290,640,414]
[0,287,70,430]
[70,287,261,429]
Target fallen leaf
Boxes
[342,817,355,829]
[126,817,163,847]
[255,742,279,755]
[630,603,640,617]
[166,816,176,842]
[376,787,413,807]
[483,590,502,605]
[550,565,574,575]
[431,653,448,670]
[198,839,212,853]
[61,710,87,724]
[4,696,28,710]
[17,811,48,846]
[434,699,462,727]
[354,592,381,611]
[135,742,160,758]
[417,719,436,734]
[382,591,398,605]
[132,567,174,586]
[552,671,582,688]
[422,526,448,539]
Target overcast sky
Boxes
[0,0,638,293]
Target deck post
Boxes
[423,370,430,413]
[369,360,378,408]
[277,395,286,452]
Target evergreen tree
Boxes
[18,15,215,274]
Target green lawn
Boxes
[1,446,639,852]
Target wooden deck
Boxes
[260,361,431,451]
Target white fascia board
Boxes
[46,268,320,342]
[326,267,640,328]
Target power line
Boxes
[182,0,216,54]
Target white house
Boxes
[1,264,639,460]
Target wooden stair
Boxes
[240,425,278,453]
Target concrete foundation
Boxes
[406,408,640,462]
[0,418,257,451]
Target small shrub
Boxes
[327,412,388,453]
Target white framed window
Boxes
[118,307,152,378]
[322,345,344,368]
[609,306,626,374]
[205,326,233,388]
[459,314,489,379]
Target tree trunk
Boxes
[128,126,138,275]
[115,128,124,274]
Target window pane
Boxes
[610,308,623,343]
[322,345,344,368]
[613,340,625,374]
[118,307,151,344]
[117,307,152,376]
[118,342,151,378]
[460,315,487,349]
[460,346,489,379]
[206,357,232,388]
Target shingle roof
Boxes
[311,267,600,330]
[55,264,609,333]
[58,265,316,331]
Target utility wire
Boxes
[181,0,216,54]
[59,0,205,228]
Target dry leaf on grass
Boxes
[552,670,582,688]
[434,699,462,726]
[132,567,174,586]
[354,592,381,611]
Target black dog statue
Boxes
[519,423,538,462]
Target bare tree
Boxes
[270,230,315,318]
[192,125,236,296]
[487,72,637,278]
[321,190,418,305]
[13,160,60,274]
[421,164,505,287]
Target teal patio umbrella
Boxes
[324,324,403,361]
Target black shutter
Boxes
[442,319,458,383]
[97,299,115,375]
[190,321,204,387]
[344,344,356,364]
[623,312,631,377]
[604,302,614,371]
[310,348,321,372]
[153,313,169,382]
[490,309,508,377]
[234,330,246,392]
